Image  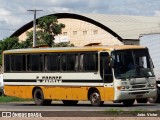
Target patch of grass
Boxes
[0,95,32,103]
[108,108,123,112]
[105,108,124,115]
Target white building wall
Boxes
[19,18,123,46]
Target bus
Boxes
[2,45,157,106]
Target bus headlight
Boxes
[151,84,156,87]
[148,84,156,88]
[117,86,130,90]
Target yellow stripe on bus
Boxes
[4,85,114,101]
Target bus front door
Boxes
[100,52,114,101]
[100,52,113,83]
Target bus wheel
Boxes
[62,100,78,106]
[148,88,160,103]
[33,88,52,106]
[136,98,148,103]
[0,90,4,96]
[89,91,104,106]
[122,99,135,106]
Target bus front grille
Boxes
[132,85,145,89]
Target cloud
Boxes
[0,0,160,39]
[154,11,160,16]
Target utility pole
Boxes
[27,9,43,47]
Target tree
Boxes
[0,37,21,65]
[26,15,65,47]
[53,42,74,47]
[0,37,20,51]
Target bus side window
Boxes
[45,54,59,71]
[79,54,84,71]
[83,53,98,71]
[66,54,75,71]
[4,55,11,72]
[75,54,79,71]
[27,54,42,71]
[10,55,26,72]
[61,54,67,71]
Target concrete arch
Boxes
[10,13,123,42]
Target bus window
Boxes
[83,52,98,71]
[66,54,75,71]
[61,54,67,71]
[79,54,84,71]
[100,52,113,83]
[75,54,79,71]
[27,54,43,71]
[45,54,59,71]
[4,55,10,72]
[11,55,26,71]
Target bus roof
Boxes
[3,45,146,54]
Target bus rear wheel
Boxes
[33,88,52,106]
[89,91,104,106]
[122,99,135,106]
[62,100,78,106]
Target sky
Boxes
[0,0,160,40]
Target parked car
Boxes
[0,74,4,96]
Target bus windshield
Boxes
[112,49,154,79]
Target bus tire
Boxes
[0,89,4,96]
[89,90,104,106]
[148,87,160,103]
[62,100,78,106]
[136,98,148,103]
[122,99,135,106]
[33,88,52,106]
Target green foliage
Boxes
[0,54,2,66]
[0,96,31,103]
[26,15,66,47]
[0,37,22,65]
[0,16,74,65]
[53,42,74,47]
[0,37,21,51]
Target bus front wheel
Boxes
[89,90,104,106]
[33,88,52,106]
[148,87,160,103]
[122,99,135,106]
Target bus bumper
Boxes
[114,88,157,100]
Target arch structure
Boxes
[14,13,160,46]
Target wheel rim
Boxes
[91,93,100,104]
[149,97,156,102]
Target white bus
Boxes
[3,45,157,106]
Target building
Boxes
[10,13,160,46]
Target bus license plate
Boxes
[136,95,143,98]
